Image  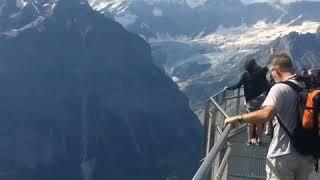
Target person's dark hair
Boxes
[244,58,257,73]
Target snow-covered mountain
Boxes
[271,29,320,69]
[89,0,283,37]
[151,20,320,111]
[90,0,213,10]
[6,0,319,114]
[89,0,320,114]
[89,0,320,37]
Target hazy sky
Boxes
[241,0,320,4]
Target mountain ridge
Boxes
[91,0,320,115]
[89,0,320,37]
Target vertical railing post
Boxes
[206,101,218,180]
[208,107,218,180]
[210,92,227,180]
[222,91,227,111]
[211,115,220,180]
[219,91,228,180]
[208,107,217,154]
[200,100,211,164]
[236,88,241,114]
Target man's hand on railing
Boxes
[224,115,243,127]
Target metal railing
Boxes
[193,88,246,180]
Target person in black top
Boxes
[227,58,270,145]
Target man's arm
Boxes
[226,83,284,126]
[225,105,276,126]
[227,73,245,90]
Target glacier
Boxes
[87,0,320,115]
[150,19,320,113]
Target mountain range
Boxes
[89,0,320,37]
[271,29,320,69]
[89,0,320,114]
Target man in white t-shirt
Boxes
[225,53,314,180]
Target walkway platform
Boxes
[195,88,319,180]
[228,128,319,180]
[228,129,270,180]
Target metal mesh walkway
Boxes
[228,128,271,179]
[194,88,320,180]
[228,128,319,180]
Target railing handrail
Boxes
[192,124,231,180]
[193,87,245,180]
[210,88,228,100]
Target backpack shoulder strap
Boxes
[276,114,294,141]
[276,80,302,141]
[281,81,303,93]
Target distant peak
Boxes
[89,0,243,10]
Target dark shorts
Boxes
[246,94,265,113]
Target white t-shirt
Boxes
[262,80,299,158]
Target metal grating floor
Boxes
[226,128,319,180]
[227,128,270,180]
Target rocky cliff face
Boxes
[0,0,202,180]
[271,30,320,69]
